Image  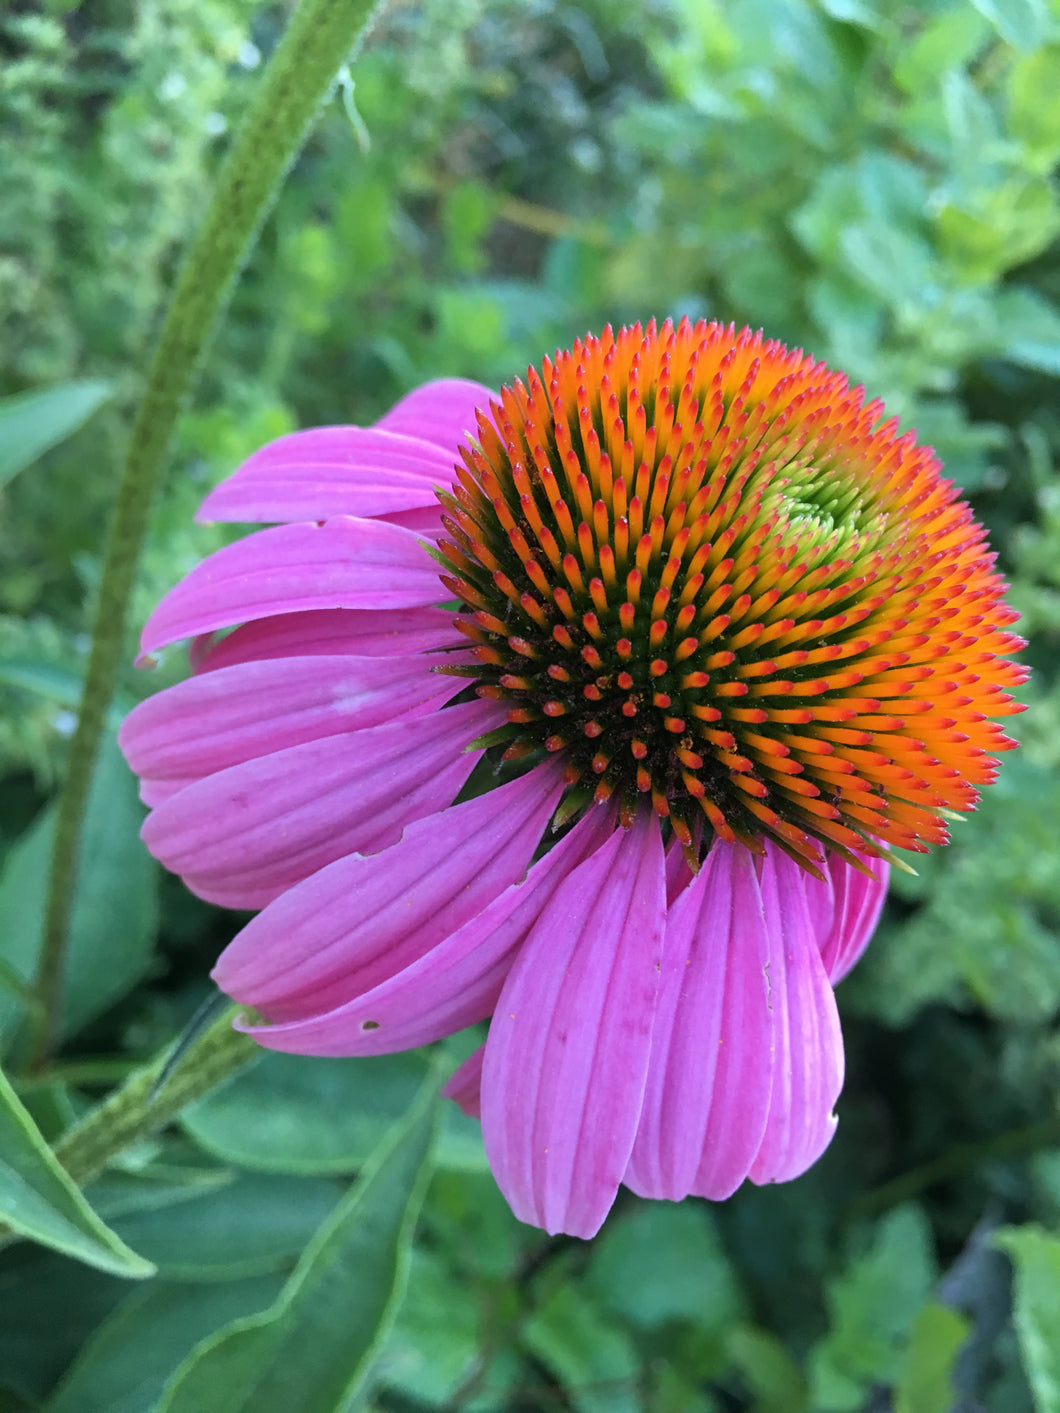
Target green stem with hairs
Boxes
[52,1006,257,1187]
[0,1009,255,1255]
[29,0,387,1069]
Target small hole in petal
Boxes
[361,1020,380,1031]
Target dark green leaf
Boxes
[0,735,157,1050]
[108,1172,341,1282]
[158,1071,442,1413]
[0,1251,129,1403]
[522,1283,641,1413]
[46,1276,285,1413]
[181,1048,484,1175]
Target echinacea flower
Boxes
[120,319,1026,1237]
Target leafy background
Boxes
[2,0,1060,1408]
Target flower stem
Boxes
[29,0,387,1069]
[53,1006,257,1188]
[848,1113,1060,1219]
[0,1009,255,1257]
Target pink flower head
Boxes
[121,320,1025,1237]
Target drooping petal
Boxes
[197,428,459,525]
[140,518,443,660]
[141,699,499,909]
[191,606,461,673]
[443,1046,485,1120]
[214,763,566,1018]
[236,802,616,1054]
[120,653,460,784]
[624,841,773,1203]
[818,853,890,984]
[374,378,494,449]
[480,812,666,1239]
[748,849,845,1186]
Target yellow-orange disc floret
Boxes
[434,318,1027,875]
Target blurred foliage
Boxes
[2,0,1059,1408]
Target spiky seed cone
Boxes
[436,319,1026,874]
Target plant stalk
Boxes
[54,1006,257,1187]
[30,0,387,1068]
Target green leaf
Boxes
[523,1282,641,1413]
[1009,46,1060,171]
[0,380,112,490]
[0,735,157,1051]
[181,1048,485,1175]
[107,1173,342,1282]
[379,1249,480,1407]
[892,7,990,93]
[724,1326,809,1413]
[996,1225,1060,1413]
[894,1303,970,1413]
[86,1173,232,1223]
[0,657,129,729]
[0,1062,154,1278]
[849,759,1060,1027]
[809,1206,936,1411]
[586,1201,745,1332]
[970,0,1048,51]
[158,1071,442,1413]
[46,1276,285,1413]
[425,1168,533,1282]
[0,1252,129,1404]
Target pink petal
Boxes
[139,778,189,807]
[801,860,836,939]
[139,518,443,660]
[214,763,564,1014]
[191,607,461,673]
[197,427,459,525]
[377,504,447,538]
[624,841,773,1203]
[664,837,695,904]
[236,801,616,1054]
[374,378,494,449]
[141,699,499,909]
[480,812,666,1239]
[444,1046,484,1120]
[120,653,460,783]
[818,853,889,984]
[748,848,845,1186]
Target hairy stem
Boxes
[53,1007,257,1187]
[30,0,386,1067]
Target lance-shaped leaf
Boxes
[0,379,112,489]
[0,735,157,1048]
[159,1069,441,1413]
[0,1063,154,1278]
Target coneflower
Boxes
[121,319,1025,1236]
